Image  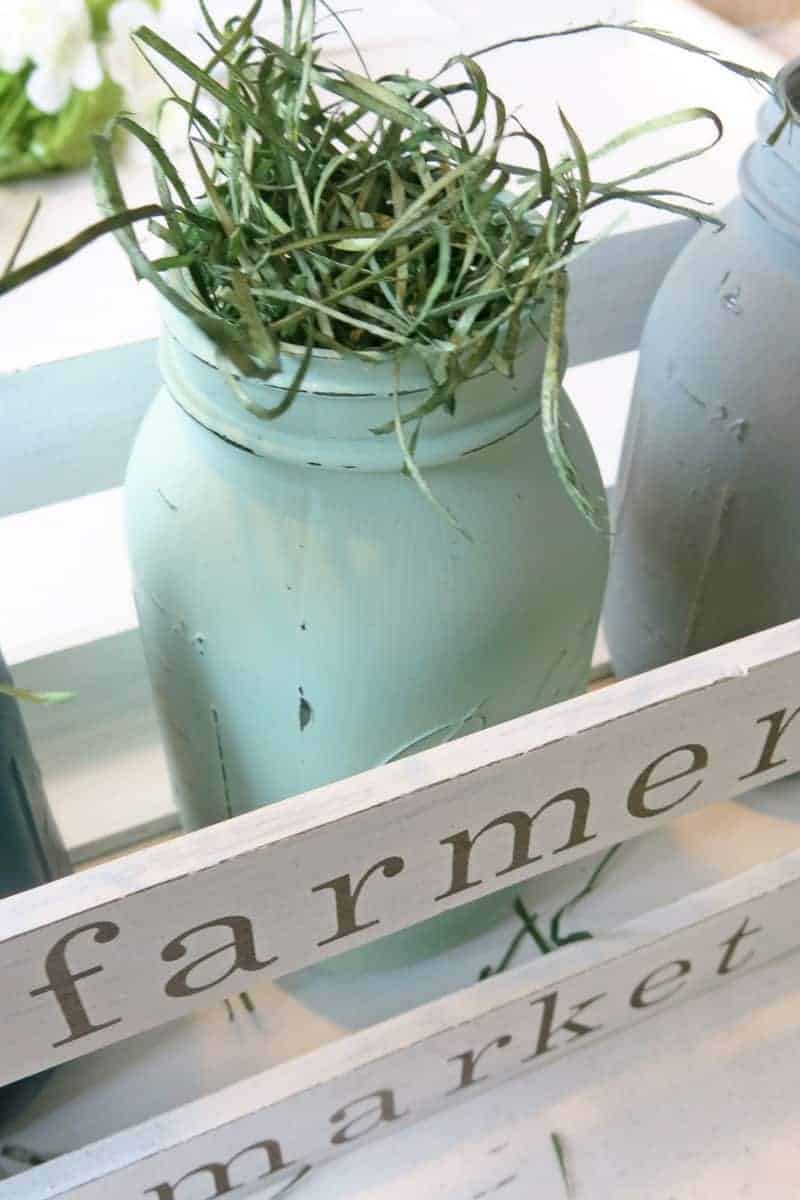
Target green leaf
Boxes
[549,843,621,947]
[558,108,590,204]
[0,685,75,705]
[134,19,294,148]
[91,132,276,377]
[551,1133,574,1200]
[3,197,41,276]
[439,54,489,133]
[0,2,746,533]
[541,271,601,527]
[467,21,774,91]
[587,106,723,185]
[0,76,123,182]
[392,364,473,541]
[0,204,163,295]
[324,68,433,132]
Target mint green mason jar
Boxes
[125,301,608,956]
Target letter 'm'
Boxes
[146,1139,293,1198]
[436,790,596,901]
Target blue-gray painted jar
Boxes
[125,302,608,956]
[605,61,800,677]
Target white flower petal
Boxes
[71,41,103,93]
[109,1,156,37]
[0,45,26,73]
[26,65,72,115]
[103,0,178,113]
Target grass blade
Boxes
[541,271,601,527]
[0,685,75,705]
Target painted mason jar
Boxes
[0,652,71,1124]
[125,300,608,955]
[605,61,800,677]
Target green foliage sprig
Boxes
[2,3,755,522]
[0,685,74,705]
[0,71,122,183]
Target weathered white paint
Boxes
[6,843,799,1200]
[0,618,798,1085]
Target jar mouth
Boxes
[168,192,545,376]
[159,293,549,471]
[162,292,439,396]
[162,275,549,399]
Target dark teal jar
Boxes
[0,650,71,1125]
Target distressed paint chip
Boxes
[721,285,742,314]
[299,688,313,732]
[211,706,234,820]
[156,489,178,512]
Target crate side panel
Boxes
[6,847,800,1200]
[0,622,797,1082]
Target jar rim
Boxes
[163,269,548,397]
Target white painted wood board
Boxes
[284,946,800,1200]
[4,775,799,1198]
[5,838,799,1200]
[0,618,798,1085]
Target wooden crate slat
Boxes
[0,340,161,520]
[0,222,693,519]
[11,630,181,864]
[0,619,798,1085]
[6,845,800,1200]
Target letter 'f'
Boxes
[30,922,122,1048]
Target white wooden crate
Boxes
[1,3,796,1197]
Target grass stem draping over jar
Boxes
[1,1,738,525]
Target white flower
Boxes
[103,0,201,132]
[102,0,165,111]
[2,0,103,115]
